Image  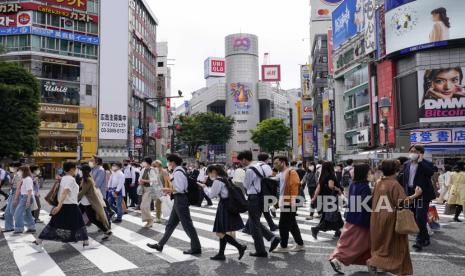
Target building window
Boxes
[157,61,164,67]
[86,85,92,96]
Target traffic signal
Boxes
[175,123,182,130]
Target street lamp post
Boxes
[76,122,84,162]
[379,97,391,157]
[141,90,183,159]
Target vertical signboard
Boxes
[99,0,129,140]
[327,29,334,75]
[302,119,313,158]
[301,65,311,99]
[297,100,302,146]
[363,0,376,54]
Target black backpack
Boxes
[249,165,279,198]
[217,178,248,215]
[342,167,352,187]
[178,169,203,206]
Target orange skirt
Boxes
[329,222,371,266]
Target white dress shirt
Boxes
[123,165,136,184]
[203,179,228,199]
[243,161,272,195]
[172,167,188,194]
[108,170,126,196]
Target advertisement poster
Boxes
[385,0,465,55]
[311,0,343,21]
[327,29,334,75]
[332,0,359,49]
[230,82,253,115]
[302,119,313,158]
[418,67,465,123]
[322,90,331,133]
[301,65,311,99]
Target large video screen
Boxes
[385,0,465,55]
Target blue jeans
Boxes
[108,192,123,220]
[4,189,17,231]
[13,195,35,232]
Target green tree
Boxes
[176,112,235,156]
[0,62,40,159]
[250,118,291,158]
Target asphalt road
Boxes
[0,185,464,276]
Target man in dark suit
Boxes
[401,145,437,252]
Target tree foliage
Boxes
[250,118,290,157]
[176,112,235,156]
[0,62,40,159]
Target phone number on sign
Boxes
[100,128,126,134]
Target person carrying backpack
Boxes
[197,164,247,261]
[238,151,281,258]
[303,161,319,220]
[342,159,355,198]
[147,154,201,255]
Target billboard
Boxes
[327,29,334,75]
[261,65,281,82]
[385,0,465,55]
[204,57,225,79]
[99,0,129,140]
[311,0,343,21]
[40,0,87,11]
[229,82,253,115]
[302,119,313,158]
[418,67,465,123]
[301,65,311,99]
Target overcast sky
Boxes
[147,0,310,107]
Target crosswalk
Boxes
[0,200,460,276]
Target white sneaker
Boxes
[31,241,44,253]
[272,245,290,253]
[290,244,305,252]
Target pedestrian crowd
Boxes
[0,144,464,276]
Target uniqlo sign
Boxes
[261,65,281,82]
[204,57,225,78]
[210,60,225,73]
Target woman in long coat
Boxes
[78,164,112,240]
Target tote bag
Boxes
[395,208,419,235]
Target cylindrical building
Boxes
[225,33,259,159]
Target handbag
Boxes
[395,208,419,235]
[45,179,60,206]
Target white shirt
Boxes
[59,175,79,204]
[243,162,273,195]
[172,167,188,194]
[203,179,228,199]
[123,165,136,184]
[20,176,34,195]
[197,167,207,182]
[232,168,246,184]
[0,168,6,182]
[108,170,126,196]
[227,168,235,178]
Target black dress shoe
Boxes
[147,243,163,252]
[113,219,122,223]
[210,254,226,261]
[269,237,281,252]
[453,217,463,222]
[249,252,268,258]
[412,243,423,252]
[1,229,14,233]
[183,249,201,255]
[269,225,279,232]
[422,240,431,247]
[238,245,247,260]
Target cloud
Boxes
[148,0,309,106]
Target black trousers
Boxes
[159,194,201,251]
[307,186,319,216]
[32,195,41,220]
[80,204,109,232]
[124,178,138,206]
[248,195,275,254]
[279,209,303,248]
[199,190,212,206]
[244,210,277,231]
[455,204,463,219]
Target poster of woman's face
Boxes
[418,67,465,123]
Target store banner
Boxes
[40,0,87,11]
[0,26,99,45]
[385,0,465,55]
[418,67,465,123]
[363,0,376,54]
[410,128,465,146]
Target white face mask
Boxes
[89,161,95,168]
[209,175,217,181]
[9,167,17,173]
[18,171,23,178]
[409,153,419,161]
[141,162,148,168]
[112,166,118,172]
[35,170,41,175]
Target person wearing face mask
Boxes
[123,160,137,208]
[1,162,22,232]
[107,162,126,223]
[12,166,36,234]
[401,145,437,252]
[32,162,90,252]
[139,157,161,227]
[329,164,372,274]
[29,165,43,223]
[197,165,247,260]
[303,161,318,220]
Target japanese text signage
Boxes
[100,113,128,137]
[410,128,465,146]
[0,3,21,13]
[0,26,99,44]
[0,11,31,27]
[332,0,358,49]
[40,0,87,11]
[0,3,96,23]
[363,0,375,54]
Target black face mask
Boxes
[124,163,128,167]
